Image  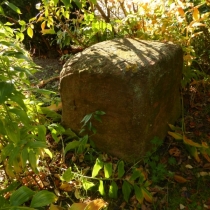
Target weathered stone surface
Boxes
[60,38,183,162]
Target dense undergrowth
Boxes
[1,0,210,209]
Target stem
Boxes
[51,9,86,47]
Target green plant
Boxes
[168,124,210,163]
[0,186,56,209]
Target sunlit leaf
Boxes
[104,162,112,178]
[177,7,185,17]
[4,1,21,14]
[41,29,56,35]
[98,180,105,196]
[27,27,33,38]
[108,181,118,199]
[92,158,104,177]
[44,148,53,158]
[0,5,5,15]
[193,7,200,21]
[83,179,95,191]
[41,21,46,31]
[61,168,74,182]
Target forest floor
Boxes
[31,56,210,210]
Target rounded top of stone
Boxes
[60,38,182,77]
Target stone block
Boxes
[60,38,183,161]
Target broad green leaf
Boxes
[117,160,125,178]
[61,0,71,8]
[30,190,56,208]
[0,195,7,207]
[9,108,30,126]
[1,143,14,160]
[53,0,59,5]
[64,140,80,154]
[122,181,132,202]
[21,147,29,169]
[81,113,93,125]
[108,181,118,199]
[134,184,143,204]
[98,180,105,196]
[77,135,88,154]
[4,121,20,143]
[3,51,29,61]
[16,32,24,41]
[73,0,82,9]
[39,107,61,121]
[0,181,20,195]
[183,135,202,147]
[10,186,34,206]
[18,20,26,26]
[142,187,153,203]
[83,180,95,191]
[37,125,46,141]
[44,148,53,158]
[41,29,56,35]
[0,119,7,135]
[10,92,27,111]
[0,81,15,104]
[4,1,22,14]
[61,168,74,182]
[29,150,38,173]
[27,141,46,149]
[27,27,33,38]
[89,0,97,4]
[92,158,104,177]
[104,162,112,178]
[168,131,183,140]
[130,169,141,181]
[0,5,5,15]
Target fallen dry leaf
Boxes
[174,175,188,183]
[47,102,62,111]
[85,199,107,210]
[169,147,181,157]
[59,182,75,192]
